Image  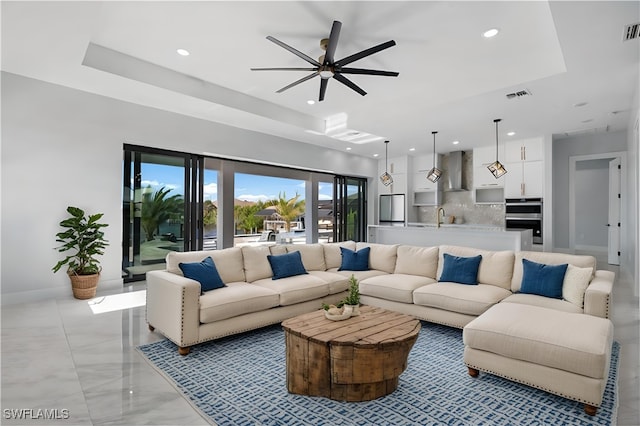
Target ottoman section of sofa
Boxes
[463,303,614,414]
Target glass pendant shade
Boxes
[488,119,507,179]
[380,171,393,186]
[426,131,442,183]
[426,167,442,183]
[487,160,507,178]
[380,140,393,186]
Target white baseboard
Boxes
[1,278,124,306]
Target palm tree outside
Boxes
[140,186,183,242]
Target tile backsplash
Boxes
[416,151,505,227]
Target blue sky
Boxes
[139,164,334,202]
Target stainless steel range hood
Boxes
[445,151,468,191]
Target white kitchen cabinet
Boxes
[473,146,505,203]
[504,160,544,198]
[505,138,543,162]
[473,145,505,168]
[409,154,441,205]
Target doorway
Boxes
[569,152,625,265]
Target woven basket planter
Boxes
[69,273,99,300]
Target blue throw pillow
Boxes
[267,251,308,280]
[520,258,568,299]
[178,257,225,293]
[439,253,482,285]
[338,247,370,271]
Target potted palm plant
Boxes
[52,206,109,299]
[342,274,361,316]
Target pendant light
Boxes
[426,131,442,183]
[487,118,507,178]
[380,140,393,186]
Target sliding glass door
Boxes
[122,145,204,282]
[334,176,367,242]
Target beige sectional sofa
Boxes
[145,240,614,414]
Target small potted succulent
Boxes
[52,206,109,299]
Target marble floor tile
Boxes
[1,272,638,425]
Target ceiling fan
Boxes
[251,20,399,102]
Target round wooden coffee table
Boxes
[281,305,421,402]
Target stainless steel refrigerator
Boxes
[379,194,405,226]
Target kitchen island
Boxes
[368,224,532,251]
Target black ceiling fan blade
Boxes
[319,78,329,102]
[324,21,342,64]
[333,73,367,96]
[335,40,396,67]
[266,36,321,67]
[338,67,399,77]
[251,67,318,72]
[276,72,319,93]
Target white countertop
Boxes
[406,222,505,231]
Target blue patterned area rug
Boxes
[137,322,619,426]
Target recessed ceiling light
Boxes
[573,102,588,108]
[373,153,380,157]
[176,49,190,56]
[307,100,315,105]
[452,140,460,145]
[507,132,516,136]
[483,28,499,38]
[409,147,416,151]
[346,147,352,151]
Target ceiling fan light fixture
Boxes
[426,131,442,183]
[487,118,507,179]
[380,140,394,186]
[319,66,334,79]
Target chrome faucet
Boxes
[437,207,445,228]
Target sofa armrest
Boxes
[146,270,201,347]
[584,270,614,319]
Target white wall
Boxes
[627,84,639,296]
[552,131,628,250]
[0,72,378,303]
[574,159,610,249]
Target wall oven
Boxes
[505,198,543,245]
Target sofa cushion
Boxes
[178,257,225,293]
[438,246,514,290]
[339,247,370,271]
[327,268,388,282]
[439,253,482,285]
[511,251,596,293]
[286,244,326,271]
[242,246,273,282]
[199,282,279,323]
[519,259,568,299]
[463,303,613,379]
[307,271,350,294]
[267,251,308,280]
[360,274,436,304]
[394,245,439,278]
[323,241,357,270]
[166,248,245,283]
[252,274,329,306]
[563,264,592,308]
[413,283,511,316]
[356,242,399,273]
[500,293,583,314]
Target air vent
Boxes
[506,89,532,99]
[623,22,640,41]
[562,125,610,137]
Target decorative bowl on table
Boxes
[324,305,353,321]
